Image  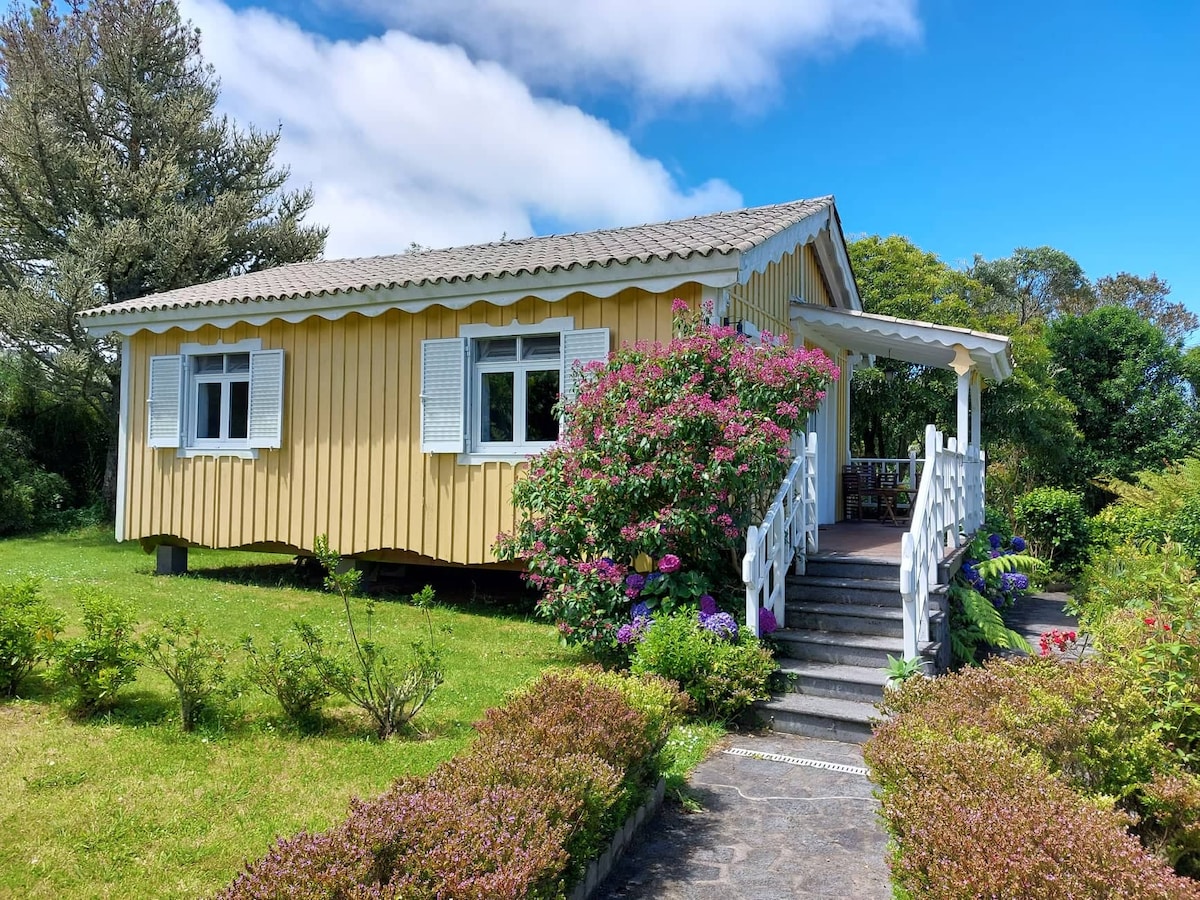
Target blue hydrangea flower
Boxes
[1011,536,1027,552]
[699,611,738,641]
[631,602,651,621]
[989,533,1002,550]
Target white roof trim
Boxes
[790,302,1013,382]
[84,254,741,337]
[735,204,862,311]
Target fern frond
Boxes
[975,553,1040,578]
[960,588,1033,653]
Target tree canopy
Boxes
[0,0,326,508]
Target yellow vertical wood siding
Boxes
[124,285,700,565]
[731,243,831,339]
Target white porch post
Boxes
[970,371,982,450]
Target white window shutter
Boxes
[561,328,610,408]
[147,355,183,448]
[421,338,467,453]
[248,349,285,449]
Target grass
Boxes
[0,526,581,899]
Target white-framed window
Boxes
[147,339,285,456]
[420,318,609,462]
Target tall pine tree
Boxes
[0,0,326,510]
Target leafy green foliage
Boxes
[630,611,776,722]
[1047,306,1200,490]
[948,530,1038,665]
[52,588,139,714]
[1015,486,1090,577]
[0,427,72,535]
[0,0,325,511]
[242,628,330,730]
[1093,457,1200,560]
[0,577,61,696]
[884,654,925,685]
[139,617,229,732]
[303,536,443,739]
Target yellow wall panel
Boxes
[125,285,706,565]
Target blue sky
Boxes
[196,0,1199,320]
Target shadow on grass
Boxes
[184,561,325,592]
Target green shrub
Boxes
[302,536,443,739]
[630,610,776,722]
[53,589,139,714]
[220,667,685,899]
[1090,503,1171,553]
[1015,486,1090,577]
[242,628,330,729]
[140,617,229,732]
[1096,457,1200,560]
[0,427,71,535]
[0,578,61,696]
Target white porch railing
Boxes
[742,432,818,637]
[849,454,923,491]
[898,424,986,660]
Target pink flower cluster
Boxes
[1038,628,1078,656]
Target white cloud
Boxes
[179,0,740,259]
[353,0,922,101]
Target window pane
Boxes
[197,382,222,439]
[480,372,514,442]
[225,353,251,374]
[477,338,517,362]
[194,355,223,374]
[229,380,249,439]
[521,335,560,361]
[526,370,560,442]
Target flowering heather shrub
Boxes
[495,301,837,653]
[865,724,1200,899]
[631,611,776,722]
[220,668,683,899]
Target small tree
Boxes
[139,617,228,732]
[496,301,838,652]
[299,536,443,739]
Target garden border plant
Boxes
[219,666,689,899]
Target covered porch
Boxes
[744,304,1014,660]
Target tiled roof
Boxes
[80,196,834,319]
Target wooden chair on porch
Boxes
[842,465,862,520]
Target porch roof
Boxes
[790,302,1013,382]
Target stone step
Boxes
[803,556,900,581]
[772,629,905,668]
[786,575,902,606]
[785,601,904,637]
[755,693,879,744]
[776,659,889,703]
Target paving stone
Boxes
[596,733,891,900]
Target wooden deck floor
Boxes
[813,522,906,563]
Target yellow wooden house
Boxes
[80,196,1009,577]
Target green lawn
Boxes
[0,527,580,899]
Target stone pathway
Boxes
[597,733,891,900]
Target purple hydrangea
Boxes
[1011,536,1027,552]
[1001,572,1030,593]
[989,533,1002,550]
[699,594,718,616]
[625,573,645,593]
[616,623,637,645]
[758,606,779,635]
[657,554,682,574]
[699,611,739,641]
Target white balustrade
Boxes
[743,432,818,637]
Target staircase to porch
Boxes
[751,523,952,743]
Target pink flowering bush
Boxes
[496,300,838,653]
